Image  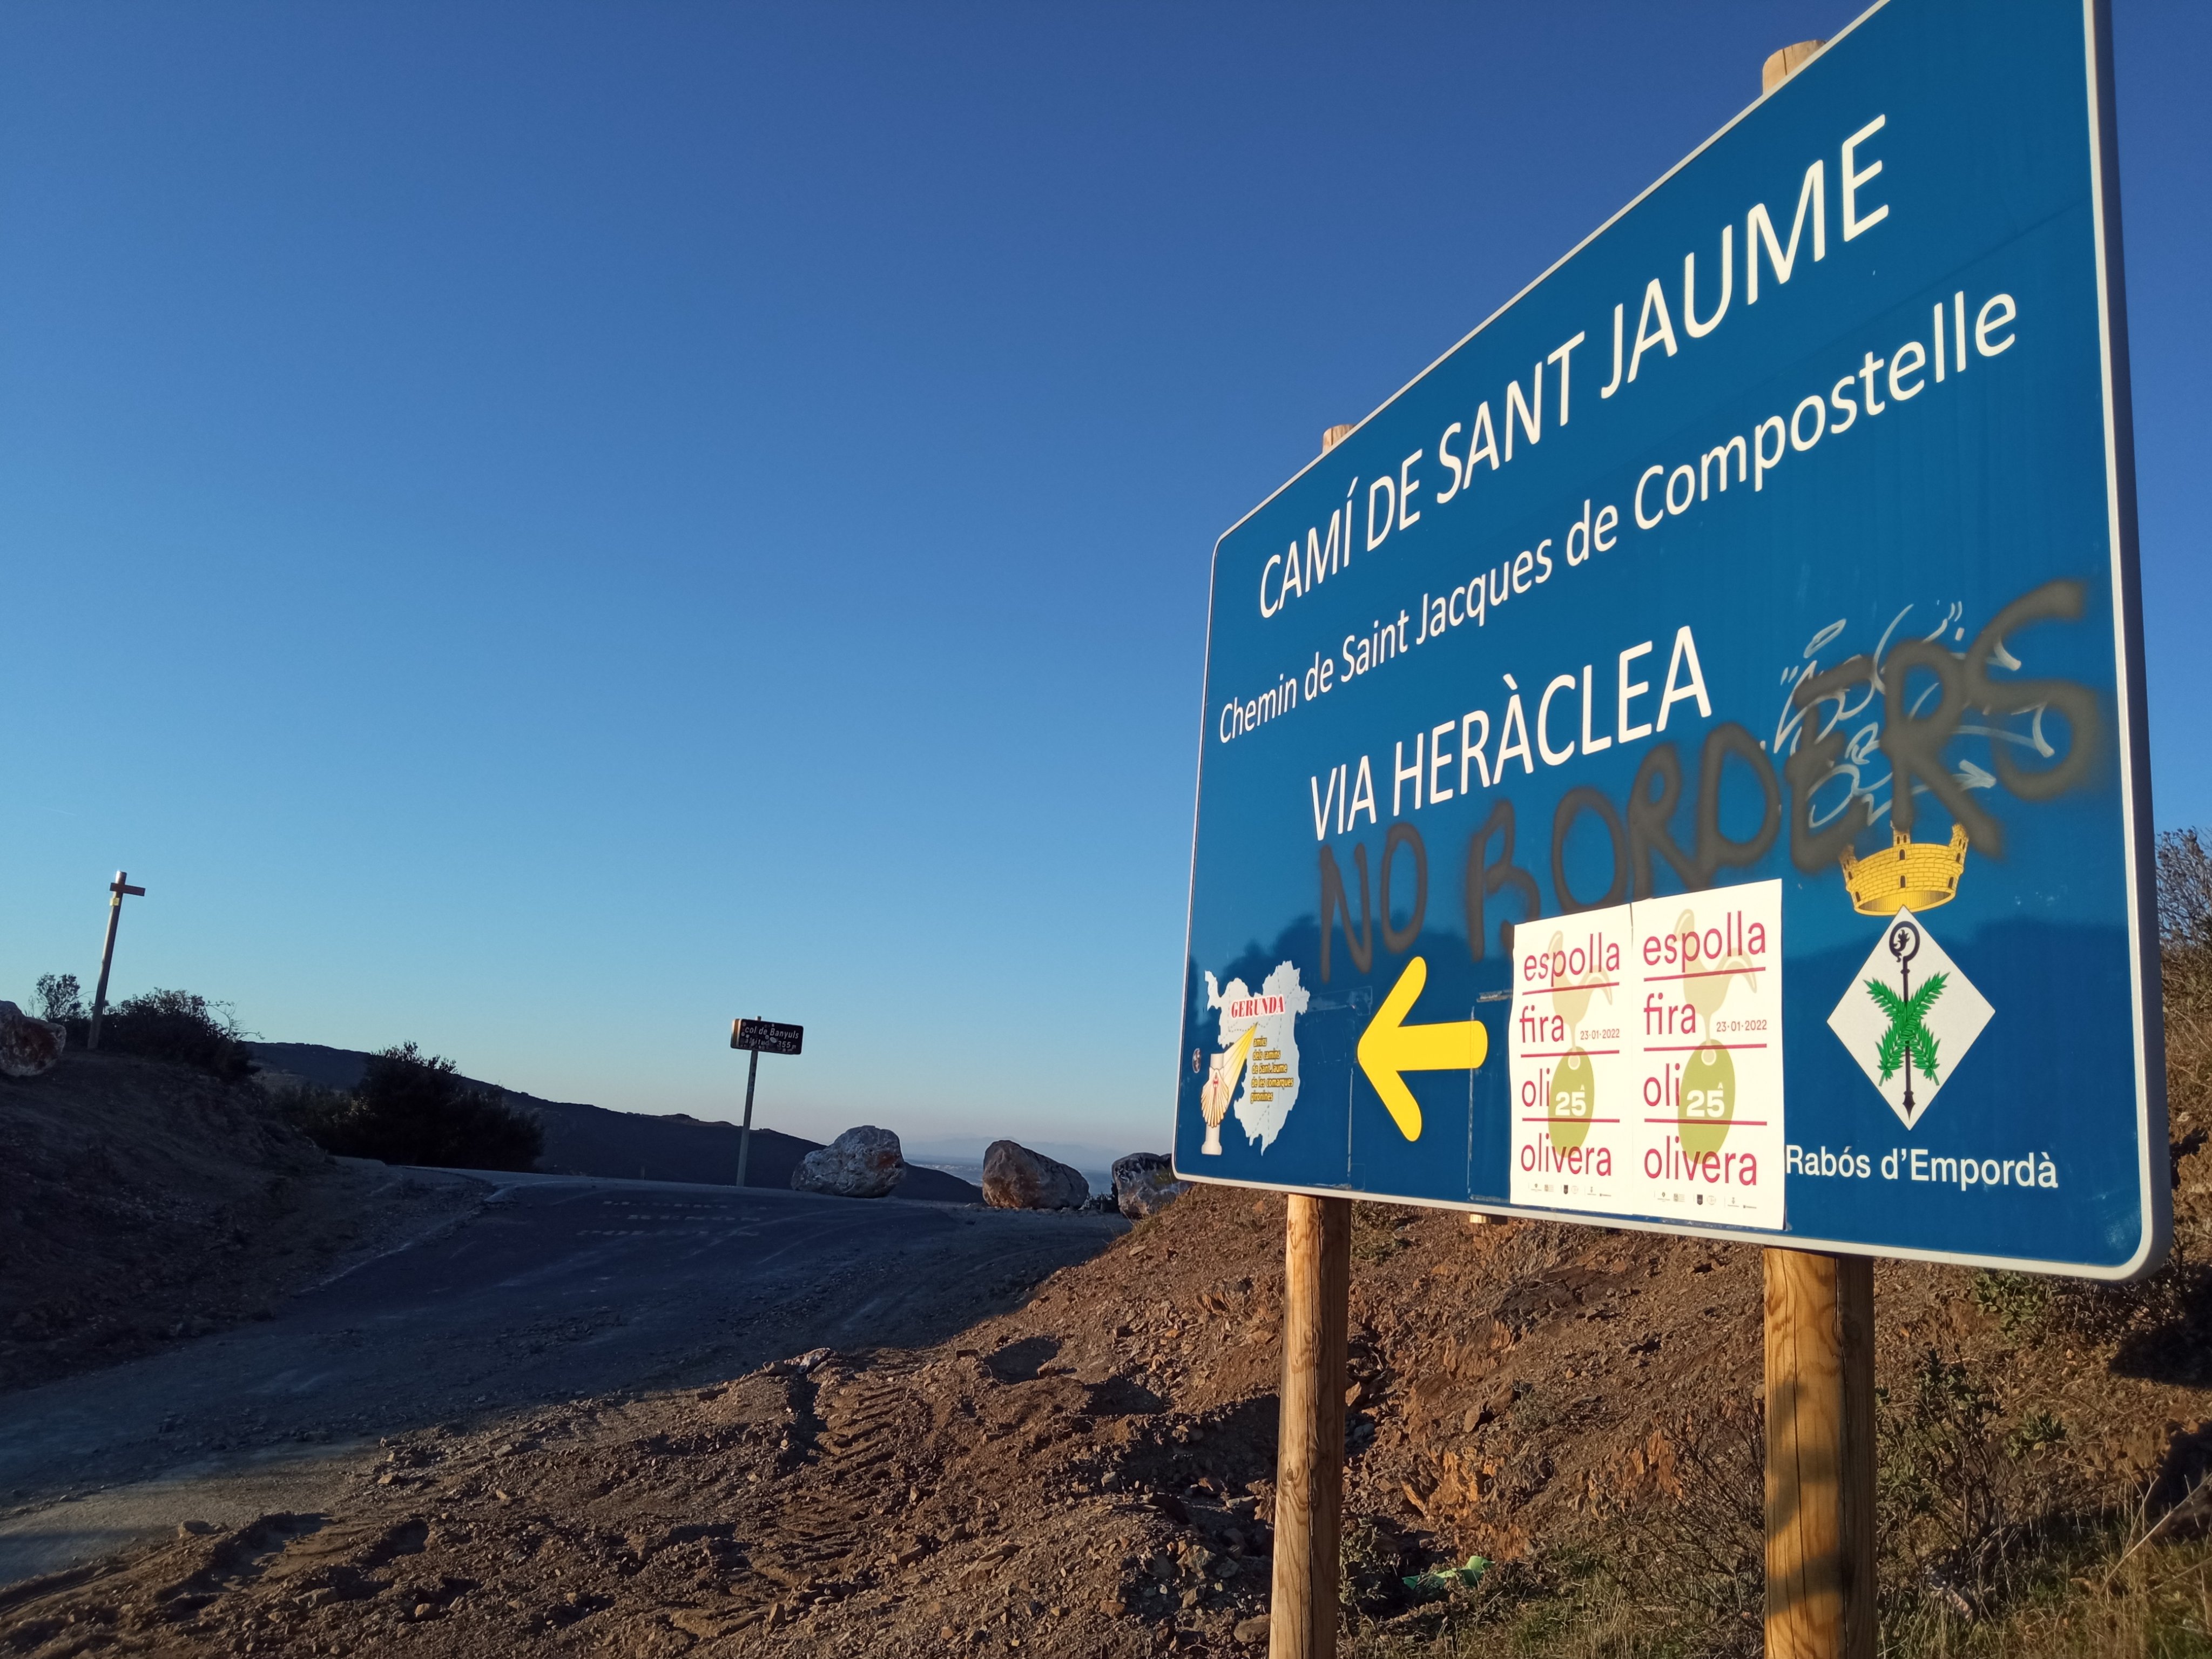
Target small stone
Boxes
[0,1003,64,1078]
[790,1126,909,1198]
[1110,1153,1190,1219]
[982,1141,1089,1210]
[1233,1614,1272,1644]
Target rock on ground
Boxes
[1111,1152,1190,1219]
[790,1125,908,1198]
[0,1002,65,1078]
[982,1139,1089,1210]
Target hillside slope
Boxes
[0,1053,477,1395]
[252,1042,983,1203]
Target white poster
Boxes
[1508,910,1633,1212]
[1508,879,1785,1230]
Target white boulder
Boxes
[790,1125,908,1198]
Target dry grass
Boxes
[1341,1526,2212,1658]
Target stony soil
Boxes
[8,1138,2210,1658]
[0,1053,479,1395]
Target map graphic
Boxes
[1203,961,1308,1151]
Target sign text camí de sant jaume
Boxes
[1172,0,2166,1279]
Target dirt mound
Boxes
[11,1148,2212,1656]
[0,1053,478,1395]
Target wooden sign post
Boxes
[1269,423,1358,1659]
[1742,43,1874,1659]
[1271,1192,1350,1659]
[1765,1248,1876,1658]
[85,869,146,1052]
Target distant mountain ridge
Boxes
[251,1042,984,1203]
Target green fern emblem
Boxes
[1863,972,1948,1084]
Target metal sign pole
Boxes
[730,1014,800,1186]
[86,869,146,1052]
[737,1042,760,1189]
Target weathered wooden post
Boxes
[86,869,146,1051]
[1745,43,1877,1659]
[1762,39,1825,95]
[1269,422,1358,1659]
[1271,1191,1350,1659]
[1764,1248,1876,1658]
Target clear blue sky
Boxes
[3,3,2204,1158]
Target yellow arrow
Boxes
[1355,955,1490,1142]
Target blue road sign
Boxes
[1173,0,2165,1279]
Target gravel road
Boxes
[0,1173,1124,1587]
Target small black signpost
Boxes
[729,1017,803,1188]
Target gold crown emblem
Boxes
[1839,823,1968,915]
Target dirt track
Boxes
[0,1174,1124,1589]
[9,1174,2212,1659]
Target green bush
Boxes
[33,973,84,1024]
[285,1043,542,1172]
[99,989,254,1080]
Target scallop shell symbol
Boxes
[1678,1042,1737,1157]
[1199,1026,1257,1155]
[1547,1049,1595,1152]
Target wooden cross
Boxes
[86,870,146,1051]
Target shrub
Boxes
[33,973,84,1024]
[2157,826,2212,953]
[1589,1400,1766,1658]
[98,989,255,1080]
[265,1080,354,1147]
[289,1043,542,1172]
